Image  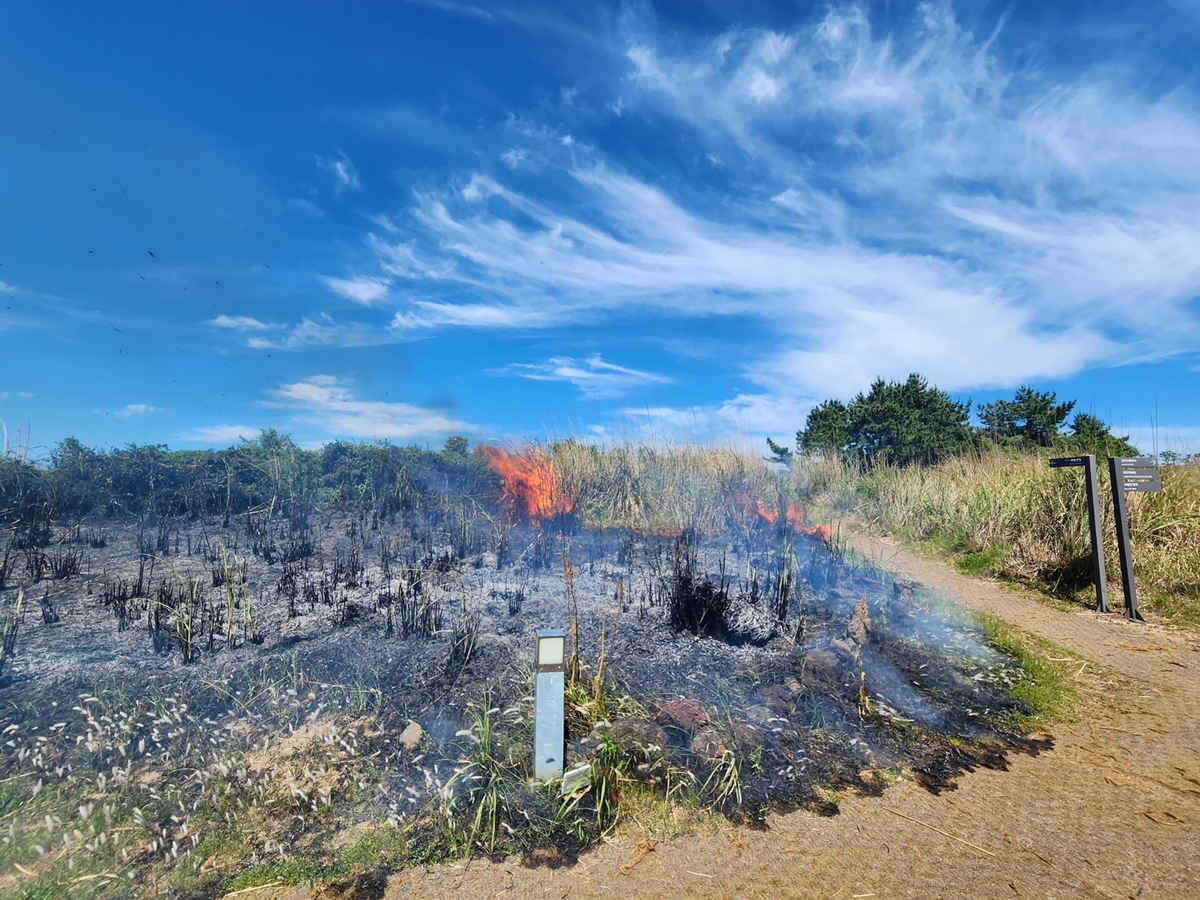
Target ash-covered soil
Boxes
[1,500,1046,830]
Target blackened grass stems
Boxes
[592,586,620,715]
[0,589,22,678]
[222,544,237,650]
[563,551,582,687]
[48,545,81,580]
[0,528,14,588]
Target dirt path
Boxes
[240,533,1200,900]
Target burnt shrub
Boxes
[667,532,730,639]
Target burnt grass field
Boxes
[0,441,1050,898]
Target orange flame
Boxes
[734,493,831,542]
[476,445,577,525]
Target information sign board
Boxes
[1116,457,1162,493]
[1049,456,1087,468]
[1108,456,1150,621]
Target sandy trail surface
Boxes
[237,532,1200,900]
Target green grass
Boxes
[1143,589,1200,629]
[223,857,323,892]
[335,826,408,874]
[977,613,1084,726]
[954,546,1005,576]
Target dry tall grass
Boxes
[550,439,781,534]
[792,450,1200,623]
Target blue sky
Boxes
[2,0,1199,458]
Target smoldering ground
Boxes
[0,448,1050,896]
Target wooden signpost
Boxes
[1108,456,1162,622]
[1049,455,1109,612]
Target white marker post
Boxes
[533,629,566,782]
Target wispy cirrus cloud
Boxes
[616,393,812,452]
[322,275,391,305]
[209,314,268,330]
[494,354,673,399]
[317,149,362,195]
[399,0,494,24]
[246,315,395,350]
[390,300,554,332]
[267,375,474,443]
[180,376,476,447]
[114,403,162,419]
[179,424,260,447]
[375,162,1114,399]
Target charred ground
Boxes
[0,442,1051,897]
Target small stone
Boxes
[759,684,794,714]
[847,596,872,646]
[802,649,841,684]
[398,722,422,750]
[691,726,728,760]
[656,698,710,733]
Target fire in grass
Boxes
[735,492,832,542]
[476,444,577,525]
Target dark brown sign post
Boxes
[1108,456,1162,622]
[1050,455,1109,612]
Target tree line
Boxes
[768,374,1138,468]
[0,429,495,528]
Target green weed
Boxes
[978,614,1084,726]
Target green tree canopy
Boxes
[797,374,974,466]
[797,399,852,456]
[1067,412,1139,458]
[978,386,1075,446]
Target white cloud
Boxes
[322,275,391,305]
[317,149,362,194]
[286,197,325,219]
[180,424,260,446]
[390,301,552,332]
[114,403,162,419]
[267,375,474,443]
[408,0,494,21]
[500,148,529,169]
[209,314,268,330]
[616,393,811,453]
[494,354,673,398]
[247,315,394,350]
[0,281,16,292]
[375,162,1125,402]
